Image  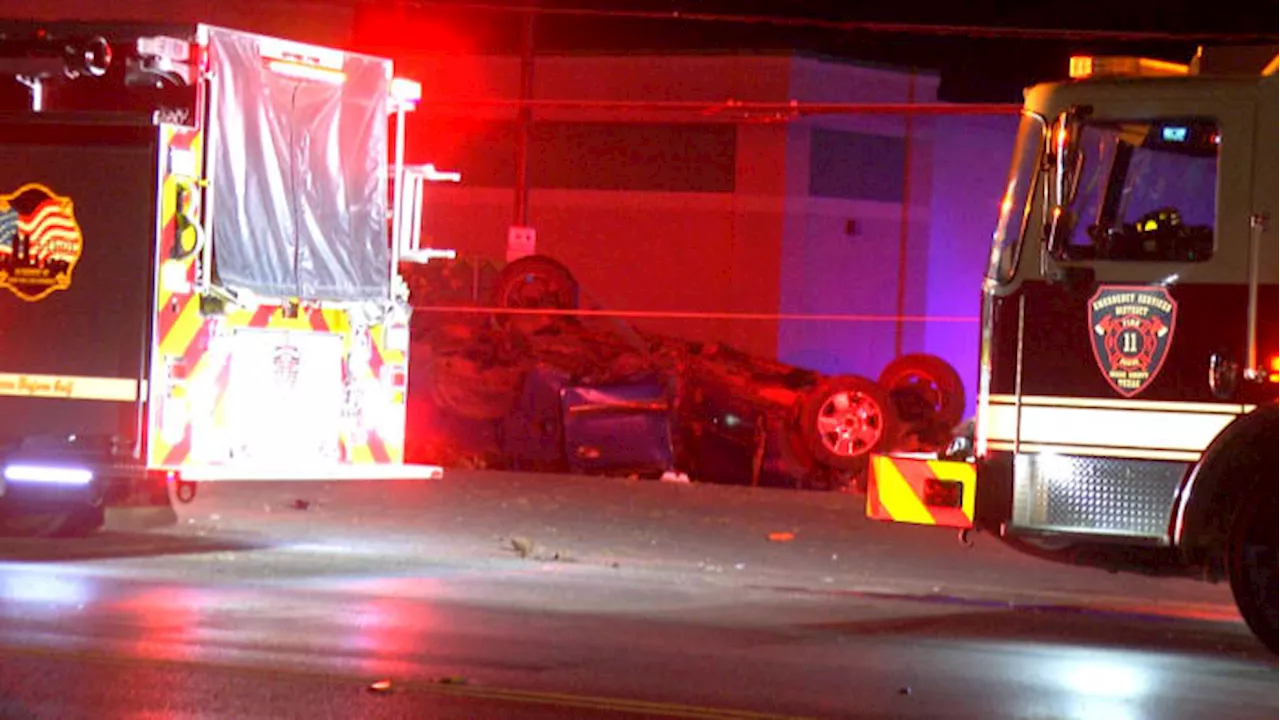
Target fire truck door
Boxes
[0,121,158,452]
[1000,100,1264,538]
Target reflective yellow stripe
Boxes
[1022,405,1232,451]
[981,394,1248,455]
[986,440,1200,462]
[0,372,139,402]
[177,463,445,481]
[160,295,202,357]
[871,455,935,525]
[987,394,1252,414]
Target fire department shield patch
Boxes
[1088,284,1178,397]
[0,183,85,302]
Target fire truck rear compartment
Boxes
[0,119,158,506]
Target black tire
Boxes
[878,353,967,429]
[1228,492,1278,653]
[491,255,579,333]
[795,375,900,472]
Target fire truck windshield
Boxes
[986,112,1046,284]
[1049,117,1219,263]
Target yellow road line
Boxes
[1,643,814,720]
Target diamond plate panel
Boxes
[1011,454,1188,540]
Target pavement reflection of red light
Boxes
[352,598,420,674]
[346,578,445,674]
[115,587,203,663]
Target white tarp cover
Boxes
[207,26,390,301]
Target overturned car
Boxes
[405,254,966,491]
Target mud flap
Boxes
[866,453,976,529]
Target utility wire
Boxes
[369,0,1278,43]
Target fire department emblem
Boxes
[1088,285,1178,397]
[0,183,85,302]
[273,343,302,390]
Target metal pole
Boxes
[1245,212,1267,375]
[893,69,916,358]
[391,105,407,300]
[513,4,536,226]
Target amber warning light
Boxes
[1269,356,1279,383]
[1069,55,1190,79]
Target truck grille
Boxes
[1011,454,1188,541]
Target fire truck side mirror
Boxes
[1044,205,1075,259]
[1053,108,1086,207]
[1208,351,1241,399]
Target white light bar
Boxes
[3,464,94,485]
[177,463,445,482]
[418,163,461,183]
[391,77,422,104]
[136,35,190,63]
[401,248,458,264]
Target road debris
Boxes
[508,536,535,558]
[503,536,572,562]
[367,679,393,693]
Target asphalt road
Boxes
[0,471,1275,719]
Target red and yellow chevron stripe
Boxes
[866,454,976,529]
[146,125,410,473]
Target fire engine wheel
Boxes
[797,375,899,472]
[492,255,579,333]
[1228,492,1278,653]
[878,353,966,429]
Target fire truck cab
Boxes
[867,47,1279,651]
[0,22,442,537]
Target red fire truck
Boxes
[0,22,442,537]
[866,48,1279,651]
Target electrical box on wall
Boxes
[507,225,537,262]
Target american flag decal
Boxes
[19,198,82,264]
[0,204,16,254]
[0,183,86,302]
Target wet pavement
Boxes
[0,471,1275,719]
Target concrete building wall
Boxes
[923,113,1022,413]
[403,53,952,367]
[776,58,940,382]
[407,54,801,359]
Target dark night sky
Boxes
[365,0,1277,101]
